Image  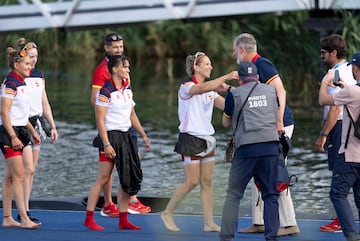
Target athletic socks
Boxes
[84,210,104,231]
[118,212,142,230]
[84,210,141,230]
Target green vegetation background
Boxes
[0,10,360,125]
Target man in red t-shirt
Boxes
[91,32,150,216]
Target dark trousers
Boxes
[327,120,342,171]
[220,154,279,241]
[330,153,360,241]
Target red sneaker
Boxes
[100,202,119,217]
[128,199,151,214]
[320,217,342,232]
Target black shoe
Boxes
[27,211,40,223]
[17,211,41,223]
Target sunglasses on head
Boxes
[193,51,205,66]
[19,42,38,57]
[105,33,123,43]
[14,51,24,62]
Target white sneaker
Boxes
[127,208,140,214]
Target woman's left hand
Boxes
[51,128,58,143]
[105,145,116,159]
[32,131,41,145]
[142,135,151,152]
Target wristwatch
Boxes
[320,130,328,137]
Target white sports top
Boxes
[96,80,134,132]
[25,71,45,117]
[0,72,31,126]
[178,80,219,136]
[323,61,356,121]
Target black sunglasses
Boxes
[104,33,123,44]
[320,49,332,55]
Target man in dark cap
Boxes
[220,62,280,241]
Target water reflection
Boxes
[0,119,349,217]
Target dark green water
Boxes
[0,56,355,218]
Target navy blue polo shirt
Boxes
[253,55,294,127]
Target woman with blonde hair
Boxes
[161,51,238,232]
[15,38,58,223]
[1,47,41,229]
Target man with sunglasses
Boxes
[315,34,356,232]
[90,32,151,217]
[318,52,360,241]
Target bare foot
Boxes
[160,211,180,232]
[21,220,41,229]
[204,223,221,232]
[2,216,21,228]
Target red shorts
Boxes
[181,151,215,165]
[99,151,113,163]
[3,145,22,159]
